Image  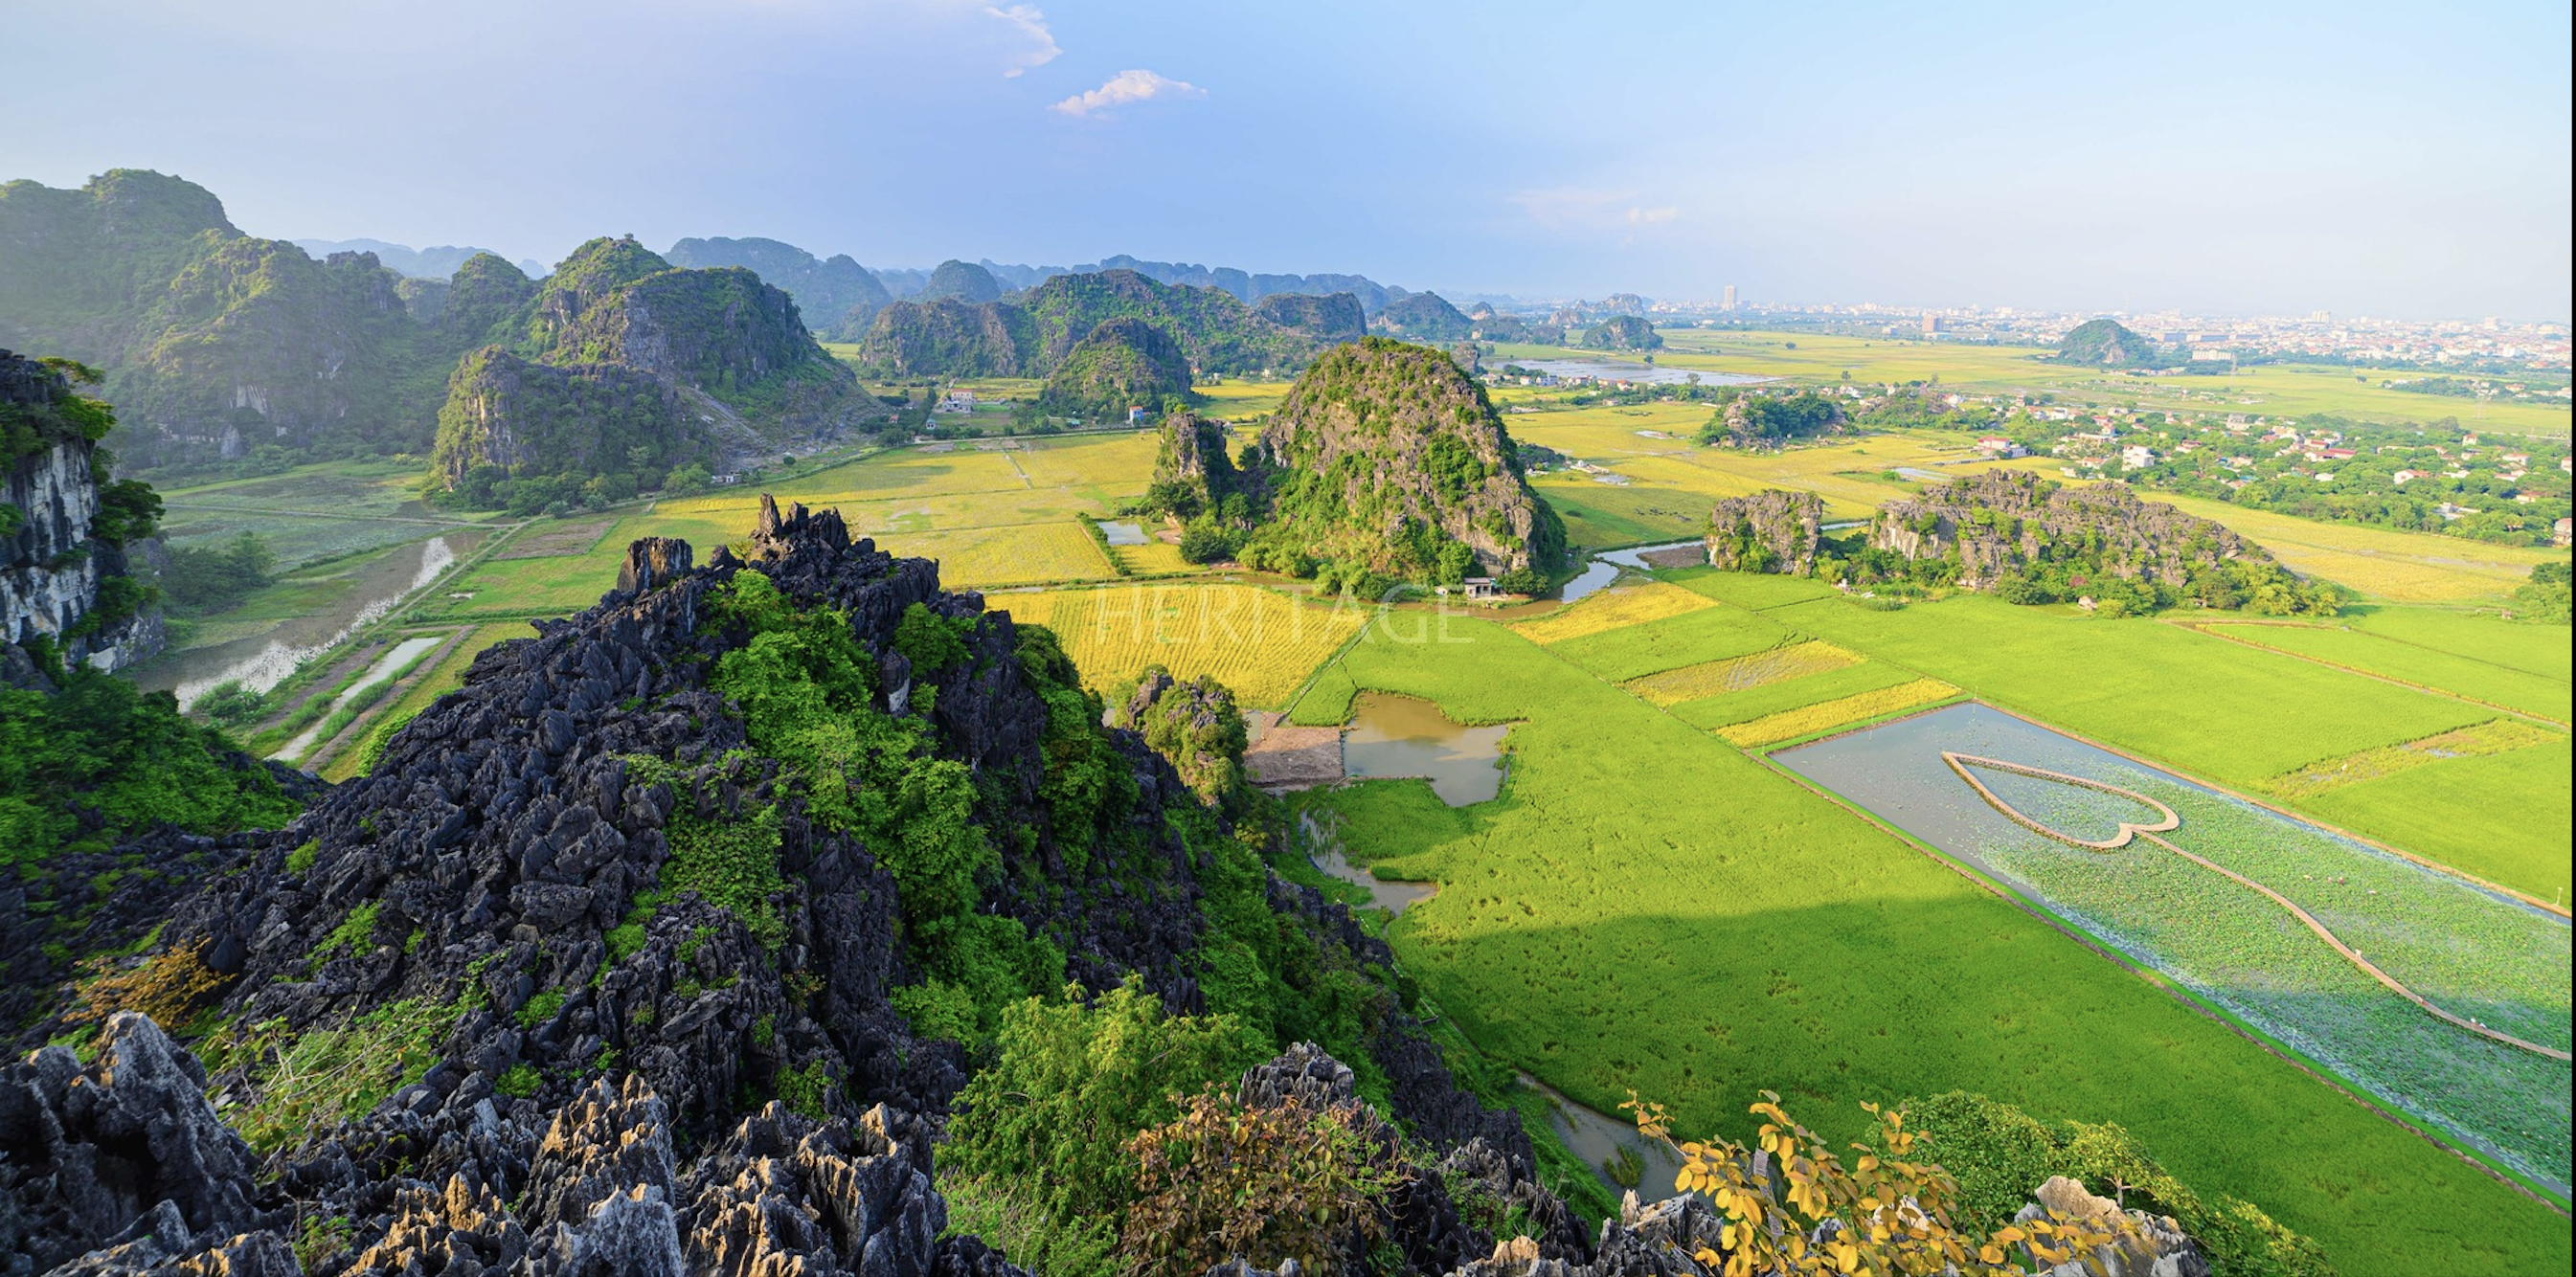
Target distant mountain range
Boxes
[294,237,549,280]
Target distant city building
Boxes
[1723,284,1738,309]
[1922,313,1943,336]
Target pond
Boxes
[1775,702,2574,1192]
[1341,692,1509,806]
[148,531,477,708]
[1557,559,1621,605]
[1503,358,1769,388]
[1299,812,1436,914]
[1521,1075,1688,1202]
[1097,520,1148,546]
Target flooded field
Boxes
[271,634,444,763]
[1342,692,1508,805]
[147,531,480,706]
[1776,702,2573,1191]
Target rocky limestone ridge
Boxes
[856,270,1338,381]
[1,350,162,682]
[1254,338,1565,576]
[1370,293,1474,344]
[1037,317,1195,419]
[2,497,1582,1273]
[1869,470,2268,592]
[1704,490,1823,575]
[1251,293,1366,347]
[663,237,893,341]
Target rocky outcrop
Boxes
[1037,318,1195,418]
[857,270,1334,382]
[665,237,893,340]
[1869,470,2268,592]
[853,298,1038,378]
[428,347,699,486]
[1705,489,1823,574]
[2052,319,2174,369]
[1115,667,1247,805]
[1371,293,1474,344]
[1149,413,1248,517]
[1578,316,1662,352]
[1254,338,1566,577]
[1,351,161,678]
[1253,292,1366,346]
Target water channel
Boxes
[147,531,477,708]
[270,634,444,763]
[1341,692,1509,805]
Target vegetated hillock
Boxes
[920,258,1005,303]
[1370,291,1474,343]
[855,268,1340,380]
[1036,317,1195,419]
[1860,469,2345,615]
[2052,318,2177,368]
[1695,389,1847,448]
[1246,338,1565,587]
[665,235,893,339]
[1578,315,1662,352]
[427,236,873,510]
[1706,489,1823,574]
[0,498,1626,1273]
[1252,291,1367,346]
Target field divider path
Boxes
[1942,751,2572,1063]
[2166,618,2572,728]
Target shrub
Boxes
[514,988,566,1030]
[494,1064,541,1098]
[70,940,228,1028]
[1122,1088,1399,1274]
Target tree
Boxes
[1623,1090,2135,1277]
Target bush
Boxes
[1178,522,1238,564]
[163,531,275,616]
[1123,1088,1399,1274]
[1,668,301,865]
[70,940,228,1028]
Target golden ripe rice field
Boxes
[1509,581,1713,643]
[1717,677,1961,747]
[877,522,1116,589]
[993,582,1368,706]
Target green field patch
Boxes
[2270,719,2564,798]
[1666,661,1922,729]
[2343,606,2574,681]
[2196,621,2572,723]
[1299,613,2569,1271]
[2295,739,2573,902]
[1544,605,1791,682]
[1772,592,2491,786]
[1661,566,1845,610]
[1533,482,1690,551]
[1623,640,1858,706]
[492,518,617,559]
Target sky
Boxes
[3,0,2567,320]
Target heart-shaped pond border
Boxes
[1941,751,2180,850]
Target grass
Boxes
[1535,481,1706,550]
[1290,612,2568,1273]
[993,582,1369,707]
[1510,581,1714,644]
[1717,678,1959,746]
[1543,604,1792,682]
[1663,565,1845,610]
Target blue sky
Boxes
[3,0,2566,318]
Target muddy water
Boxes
[1595,540,1703,570]
[1342,692,1508,806]
[151,532,477,707]
[1521,1075,1690,1201]
[271,634,443,762]
[1299,812,1436,913]
[1557,559,1621,605]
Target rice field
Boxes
[1667,660,1923,730]
[2270,719,2565,798]
[875,522,1116,589]
[1115,541,1193,574]
[2140,493,2564,603]
[1286,612,2568,1272]
[2186,619,2573,723]
[992,582,1367,706]
[1623,639,1859,706]
[1510,581,1714,643]
[1717,677,1958,746]
[1542,604,1791,682]
[2296,741,2572,902]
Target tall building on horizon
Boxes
[1723,283,1738,310]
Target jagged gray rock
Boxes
[1705,490,1823,575]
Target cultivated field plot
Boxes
[1543,603,1791,682]
[1661,565,1844,611]
[1716,678,1959,746]
[993,583,1367,707]
[875,523,1115,589]
[2184,618,2572,723]
[2343,605,2574,680]
[154,459,486,569]
[2140,493,2563,603]
[1623,639,1858,706]
[1291,615,2569,1271]
[667,448,1031,511]
[1192,379,1294,419]
[1776,703,2574,1193]
[1008,432,1160,493]
[1502,402,1719,459]
[1510,581,1713,644]
[1666,660,1924,730]
[1115,541,1193,574]
[1534,480,1712,550]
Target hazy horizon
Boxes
[4,0,2567,322]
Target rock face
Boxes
[1255,338,1565,576]
[1114,667,1247,805]
[1705,490,1823,574]
[427,347,698,486]
[1037,317,1195,418]
[2018,1176,2210,1277]
[918,259,1004,304]
[1869,470,2268,592]
[1150,413,1246,514]
[0,351,162,678]
[1578,316,1662,352]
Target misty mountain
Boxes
[294,237,548,280]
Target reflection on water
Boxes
[154,533,472,708]
[1522,1074,1689,1201]
[271,634,443,763]
[1098,520,1147,546]
[1558,560,1621,605]
[1342,692,1508,806]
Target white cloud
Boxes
[1509,187,1682,235]
[983,4,1058,78]
[1049,68,1204,118]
